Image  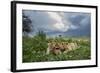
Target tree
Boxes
[37,30,46,40]
[59,35,62,37]
[22,13,33,36]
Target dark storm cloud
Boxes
[23,10,91,37]
[23,10,57,33]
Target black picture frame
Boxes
[11,1,98,72]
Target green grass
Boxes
[22,36,91,63]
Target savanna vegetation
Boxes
[22,31,91,63]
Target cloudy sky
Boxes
[23,10,91,37]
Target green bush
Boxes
[23,36,91,63]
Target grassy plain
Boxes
[22,36,91,63]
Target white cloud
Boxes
[47,12,62,22]
[47,12,71,32]
[70,25,79,29]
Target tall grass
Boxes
[22,36,91,63]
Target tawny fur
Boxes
[46,42,78,55]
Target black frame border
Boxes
[11,1,98,72]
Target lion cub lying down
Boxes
[46,42,78,55]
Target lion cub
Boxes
[46,42,78,55]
